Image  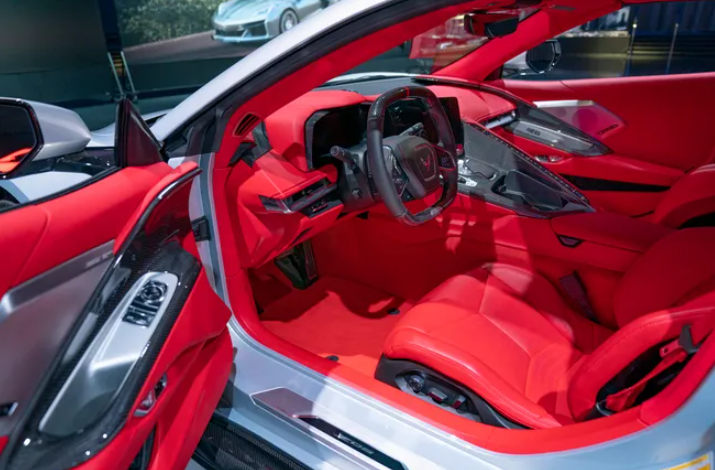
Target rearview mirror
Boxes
[526,39,562,74]
[0,100,41,177]
[464,12,519,38]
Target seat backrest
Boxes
[613,228,715,328]
[652,164,715,228]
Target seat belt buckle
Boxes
[659,338,681,358]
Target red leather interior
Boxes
[0,165,232,470]
[491,75,715,219]
[383,265,602,429]
[489,126,685,216]
[500,74,715,172]
[225,151,341,267]
[651,164,715,228]
[264,90,366,172]
[0,164,171,298]
[200,0,715,452]
[313,194,639,303]
[613,228,715,326]
[76,170,234,470]
[78,327,232,470]
[550,212,672,253]
[382,228,715,428]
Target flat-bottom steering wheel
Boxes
[366,86,458,226]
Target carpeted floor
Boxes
[261,277,414,376]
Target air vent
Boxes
[235,114,261,137]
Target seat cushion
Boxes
[382,264,612,429]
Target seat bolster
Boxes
[652,163,715,228]
[568,306,715,421]
[614,228,715,326]
[384,322,566,429]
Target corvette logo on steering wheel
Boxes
[420,154,432,169]
[415,145,437,180]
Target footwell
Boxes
[261,277,414,376]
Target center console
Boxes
[457,123,592,217]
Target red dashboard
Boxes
[225,85,519,267]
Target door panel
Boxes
[500,73,715,170]
[490,128,684,216]
[495,73,715,215]
[0,101,233,470]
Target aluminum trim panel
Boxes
[39,272,178,437]
[0,241,114,436]
[534,100,596,108]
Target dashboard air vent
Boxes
[235,114,261,137]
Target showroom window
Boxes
[509,1,715,80]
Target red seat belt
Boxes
[604,321,712,413]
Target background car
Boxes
[212,0,337,43]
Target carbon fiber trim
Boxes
[194,412,312,470]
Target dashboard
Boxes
[227,77,598,266]
[307,97,464,170]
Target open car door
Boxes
[0,99,233,470]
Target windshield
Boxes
[407,15,490,74]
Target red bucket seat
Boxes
[378,228,715,429]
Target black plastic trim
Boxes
[194,412,312,470]
[375,356,526,430]
[192,216,212,242]
[115,98,166,167]
[561,174,670,193]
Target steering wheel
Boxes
[367,86,458,226]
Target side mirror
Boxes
[0,98,91,178]
[526,39,562,74]
[0,100,41,177]
[503,39,562,77]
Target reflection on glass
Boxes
[0,104,37,174]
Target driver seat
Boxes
[377,228,715,429]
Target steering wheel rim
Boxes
[366,86,459,226]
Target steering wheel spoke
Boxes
[432,143,457,171]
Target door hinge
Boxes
[192,217,212,242]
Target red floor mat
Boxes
[261,277,414,376]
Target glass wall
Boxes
[2,0,715,129]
